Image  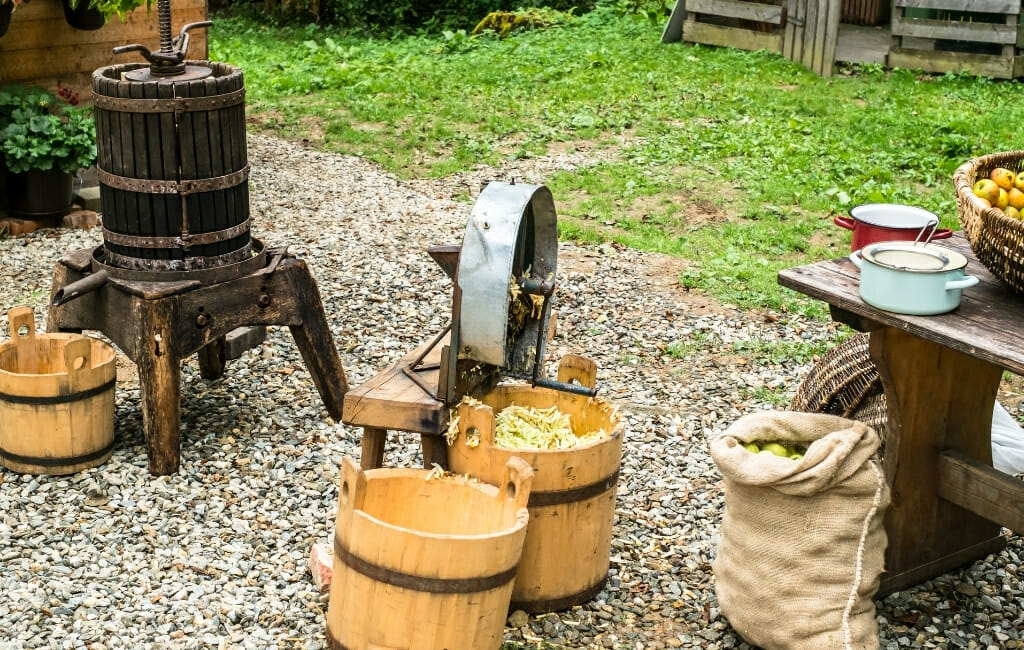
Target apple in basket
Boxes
[989,167,1016,191]
[973,178,1001,204]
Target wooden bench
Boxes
[342,336,451,470]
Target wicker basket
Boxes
[952,151,1024,295]
[790,334,887,446]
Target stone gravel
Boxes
[0,133,1021,649]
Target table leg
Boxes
[871,328,1006,595]
[137,301,182,476]
[361,427,387,470]
[420,435,448,469]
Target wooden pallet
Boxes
[841,0,890,26]
[889,0,1024,79]
[680,0,843,77]
[683,0,788,54]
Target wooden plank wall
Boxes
[783,0,842,77]
[683,0,786,54]
[0,0,207,104]
[890,0,1022,79]
[840,0,890,26]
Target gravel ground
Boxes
[0,133,1021,649]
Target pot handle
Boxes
[945,275,979,291]
[834,215,856,231]
[849,251,863,269]
[930,228,954,241]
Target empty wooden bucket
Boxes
[447,355,625,613]
[326,455,533,650]
[0,307,116,475]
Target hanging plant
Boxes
[61,0,105,30]
[66,0,151,23]
[0,0,28,39]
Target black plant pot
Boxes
[61,0,105,30]
[0,3,13,38]
[4,167,74,221]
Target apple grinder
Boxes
[405,180,597,405]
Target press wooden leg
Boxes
[421,436,448,469]
[198,337,227,380]
[872,328,1005,595]
[361,427,387,469]
[285,261,348,419]
[137,301,182,476]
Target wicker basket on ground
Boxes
[790,334,887,448]
[953,151,1024,295]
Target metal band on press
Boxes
[91,87,245,113]
[96,165,249,196]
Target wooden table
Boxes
[778,234,1024,595]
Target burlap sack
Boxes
[710,411,889,650]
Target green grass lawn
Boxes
[209,4,1024,317]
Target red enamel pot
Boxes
[834,204,953,251]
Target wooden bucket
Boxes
[0,307,116,475]
[91,61,251,272]
[447,355,625,613]
[326,455,533,650]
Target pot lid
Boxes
[862,241,968,273]
[849,203,940,230]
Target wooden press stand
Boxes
[47,246,348,476]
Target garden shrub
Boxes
[319,0,596,31]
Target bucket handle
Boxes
[8,306,36,346]
[64,337,94,392]
[457,400,497,451]
[338,456,367,521]
[557,354,598,390]
[8,307,38,370]
[500,456,534,517]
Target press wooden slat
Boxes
[157,80,179,262]
[202,75,229,257]
[129,80,156,246]
[118,78,141,236]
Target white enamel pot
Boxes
[849,241,979,315]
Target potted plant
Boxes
[0,85,96,221]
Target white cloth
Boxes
[993,402,1024,475]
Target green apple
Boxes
[761,442,790,457]
[973,178,1001,204]
[742,442,760,453]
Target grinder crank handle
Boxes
[532,376,598,397]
